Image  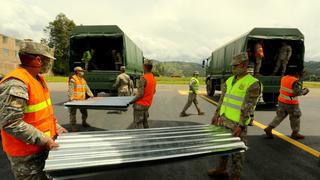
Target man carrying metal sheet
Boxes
[180,71,205,117]
[208,52,262,180]
[129,59,156,128]
[0,40,67,180]
[68,66,94,132]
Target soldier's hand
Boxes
[211,115,222,125]
[233,126,243,137]
[57,126,68,135]
[302,88,310,95]
[45,138,59,150]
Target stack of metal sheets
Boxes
[45,125,247,179]
[64,96,134,110]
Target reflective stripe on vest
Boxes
[219,74,259,125]
[278,75,299,104]
[136,73,156,106]
[72,75,86,100]
[189,77,200,94]
[0,67,57,156]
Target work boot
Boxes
[291,131,305,139]
[82,121,91,127]
[198,111,205,115]
[229,174,240,180]
[180,112,188,117]
[264,126,274,138]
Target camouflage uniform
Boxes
[0,78,63,180]
[114,72,131,96]
[180,76,203,116]
[273,43,292,75]
[132,77,149,128]
[268,80,306,131]
[254,42,264,75]
[68,75,93,126]
[212,79,261,176]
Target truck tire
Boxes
[206,80,215,96]
[263,93,278,106]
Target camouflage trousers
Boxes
[255,57,262,73]
[218,117,247,176]
[7,150,51,180]
[273,58,288,74]
[69,107,88,125]
[269,102,301,132]
[118,90,130,96]
[133,104,150,129]
[181,93,201,113]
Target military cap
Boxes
[120,66,126,70]
[230,52,248,65]
[19,39,56,60]
[143,59,153,65]
[74,66,84,72]
[193,71,199,75]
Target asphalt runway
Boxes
[0,83,319,180]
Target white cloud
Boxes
[1,0,320,61]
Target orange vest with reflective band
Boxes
[255,44,264,59]
[136,73,156,107]
[71,75,86,100]
[0,67,57,157]
[278,75,299,104]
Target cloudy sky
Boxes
[1,0,320,62]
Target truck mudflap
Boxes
[64,96,134,110]
[45,125,247,178]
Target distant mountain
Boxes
[305,61,320,75]
[152,61,205,77]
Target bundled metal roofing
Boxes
[64,96,134,110]
[45,125,247,179]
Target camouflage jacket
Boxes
[114,73,131,93]
[0,78,62,146]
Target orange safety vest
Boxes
[0,67,57,157]
[255,43,264,59]
[136,73,156,106]
[278,75,299,104]
[71,75,86,100]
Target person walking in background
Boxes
[180,71,205,117]
[265,67,309,139]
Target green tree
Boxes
[43,13,76,75]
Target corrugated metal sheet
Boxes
[45,125,247,178]
[64,96,134,110]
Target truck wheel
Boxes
[263,93,278,106]
[206,80,215,96]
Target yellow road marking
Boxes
[178,90,206,95]
[199,95,320,158]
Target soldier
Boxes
[272,42,292,76]
[82,48,94,71]
[129,59,156,129]
[264,67,309,139]
[254,40,264,76]
[68,66,94,132]
[180,71,205,117]
[208,52,262,180]
[112,49,123,70]
[0,40,67,180]
[113,66,131,96]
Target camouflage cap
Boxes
[193,71,199,75]
[230,52,248,65]
[143,59,153,65]
[19,39,56,60]
[74,66,84,72]
[120,66,126,70]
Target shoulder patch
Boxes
[7,79,29,100]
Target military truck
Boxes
[69,25,144,95]
[204,28,305,104]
